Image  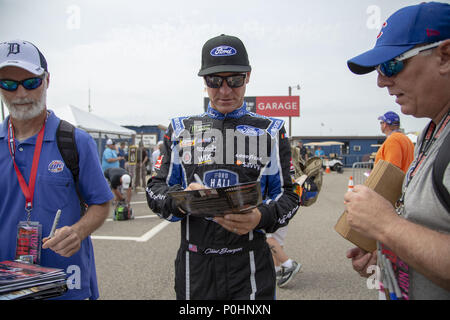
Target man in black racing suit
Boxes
[146,34,300,300]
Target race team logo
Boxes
[154,155,164,169]
[210,46,237,57]
[236,125,265,137]
[180,139,195,148]
[182,151,192,164]
[48,160,65,173]
[204,170,238,188]
[196,144,216,153]
[236,154,263,170]
[197,153,213,165]
[190,123,212,134]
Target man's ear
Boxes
[246,72,251,84]
[437,39,450,75]
[45,72,50,89]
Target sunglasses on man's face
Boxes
[204,74,247,89]
[376,41,442,77]
[0,76,44,92]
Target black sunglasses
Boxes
[0,75,44,92]
[204,74,247,89]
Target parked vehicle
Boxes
[304,141,345,173]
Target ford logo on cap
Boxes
[210,46,237,57]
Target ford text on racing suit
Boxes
[146,102,300,299]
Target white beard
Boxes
[3,89,47,121]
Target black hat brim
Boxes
[198,64,251,76]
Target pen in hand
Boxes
[194,174,204,187]
[48,209,61,238]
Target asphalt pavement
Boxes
[92,169,377,300]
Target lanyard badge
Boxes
[15,221,43,264]
[8,118,46,264]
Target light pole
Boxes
[288,84,300,138]
[88,87,92,112]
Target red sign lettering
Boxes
[255,96,300,117]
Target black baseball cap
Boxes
[198,34,251,76]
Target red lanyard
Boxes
[407,111,450,182]
[398,111,450,210]
[7,118,46,216]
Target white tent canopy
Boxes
[52,105,136,138]
[52,105,136,157]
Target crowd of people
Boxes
[0,2,448,301]
[99,137,162,219]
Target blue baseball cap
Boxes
[348,2,450,75]
[378,111,400,125]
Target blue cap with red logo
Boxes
[378,111,400,125]
[347,2,450,75]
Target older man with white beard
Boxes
[0,40,113,300]
[2,73,47,121]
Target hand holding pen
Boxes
[42,209,82,257]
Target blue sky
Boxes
[0,0,435,136]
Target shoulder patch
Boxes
[247,112,285,138]
[171,116,188,138]
[267,118,285,138]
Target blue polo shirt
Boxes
[0,110,113,300]
[102,147,119,172]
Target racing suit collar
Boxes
[206,102,248,120]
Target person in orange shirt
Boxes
[375,111,414,173]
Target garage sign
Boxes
[204,96,300,117]
[255,96,300,117]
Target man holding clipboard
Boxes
[146,34,300,300]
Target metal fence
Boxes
[352,161,374,185]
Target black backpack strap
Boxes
[56,120,87,216]
[432,132,450,213]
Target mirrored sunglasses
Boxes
[0,76,44,91]
[377,41,442,77]
[204,74,246,89]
